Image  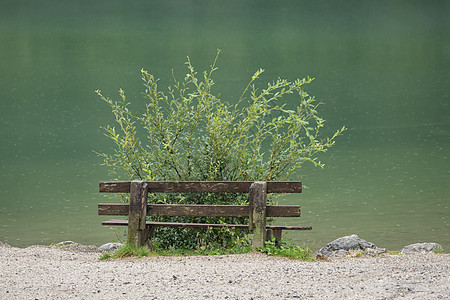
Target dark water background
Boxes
[1,0,448,251]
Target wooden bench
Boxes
[98,180,311,249]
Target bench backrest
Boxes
[98,180,302,217]
[99,181,302,193]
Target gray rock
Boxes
[97,242,124,252]
[400,243,444,254]
[316,234,384,257]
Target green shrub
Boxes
[95,50,345,249]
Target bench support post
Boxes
[273,229,282,247]
[127,181,149,247]
[250,181,267,250]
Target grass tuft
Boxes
[258,238,314,261]
[434,248,445,254]
[99,252,111,260]
[99,239,314,261]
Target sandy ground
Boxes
[1,243,449,299]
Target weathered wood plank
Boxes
[267,181,302,193]
[259,205,301,217]
[251,181,267,250]
[98,204,301,217]
[99,181,131,193]
[99,181,302,193]
[98,204,129,215]
[127,181,148,246]
[266,225,312,230]
[102,220,249,229]
[138,182,148,230]
[248,185,255,231]
[101,219,312,230]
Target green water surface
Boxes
[1,0,448,251]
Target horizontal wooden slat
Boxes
[99,181,302,194]
[266,181,302,193]
[265,225,312,230]
[101,219,312,230]
[99,181,131,193]
[98,204,300,217]
[102,220,249,229]
[98,204,129,215]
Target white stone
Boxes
[97,242,124,252]
[56,241,78,246]
[400,243,444,254]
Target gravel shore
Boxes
[1,243,449,299]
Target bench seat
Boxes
[102,219,312,231]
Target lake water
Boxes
[1,0,448,251]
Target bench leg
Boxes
[144,225,156,249]
[273,229,283,247]
[140,225,156,249]
[250,181,267,251]
[128,181,149,247]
